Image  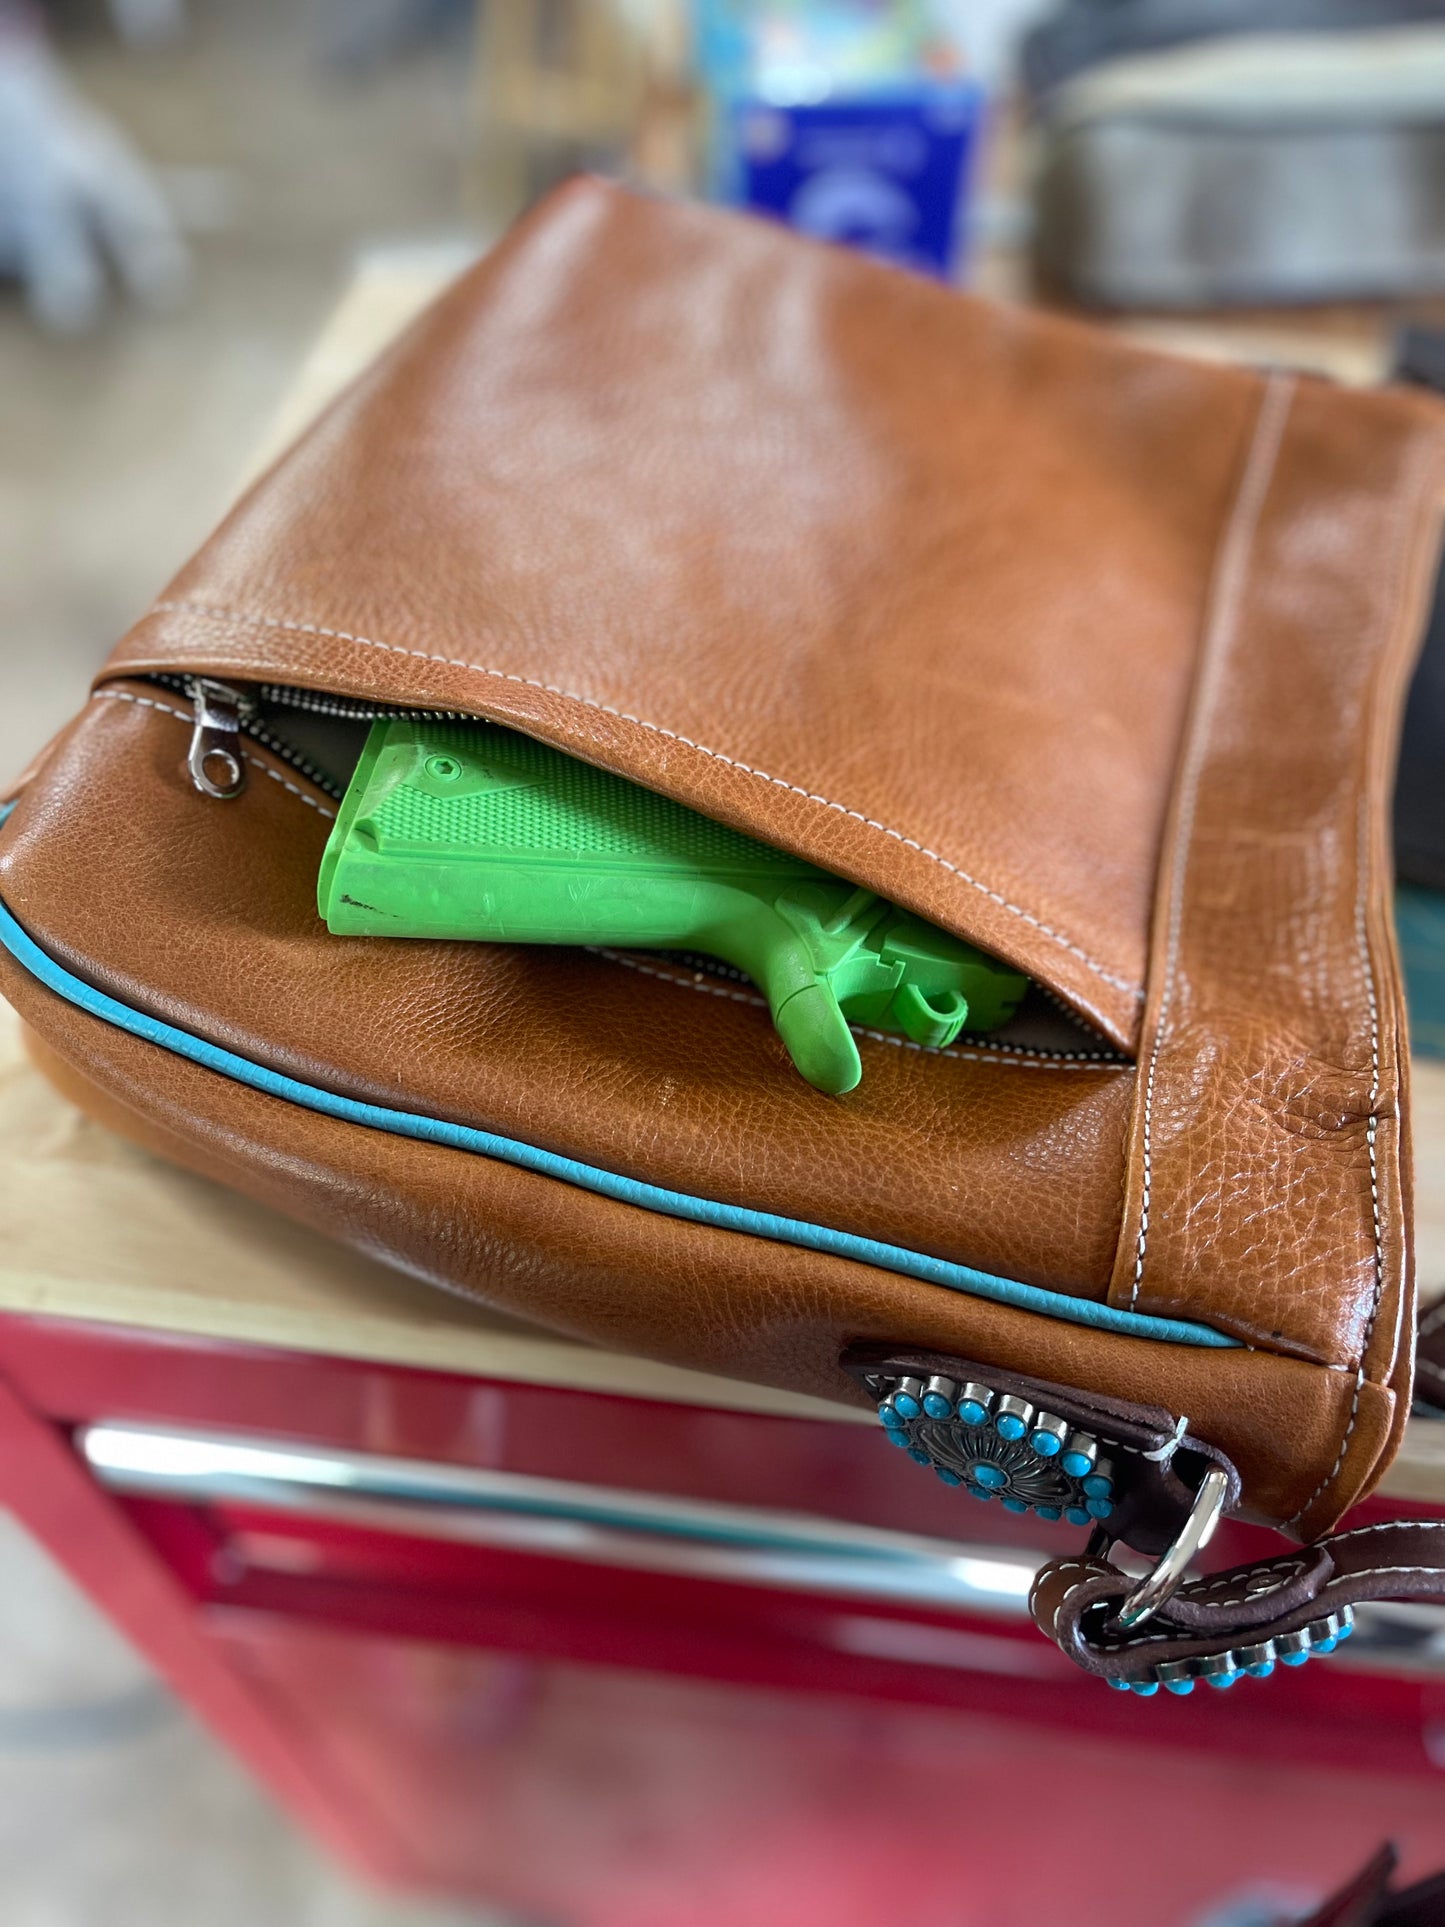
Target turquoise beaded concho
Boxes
[1104,1607,1355,1696]
[872,1369,1116,1525]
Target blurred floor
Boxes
[0,0,485,783]
[0,1515,511,1925]
[0,3,511,1919]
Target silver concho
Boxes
[867,1371,1115,1525]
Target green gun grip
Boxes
[320,716,1030,1095]
[772,982,863,1097]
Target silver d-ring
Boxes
[1113,1465,1231,1631]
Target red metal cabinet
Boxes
[5,1311,1445,1924]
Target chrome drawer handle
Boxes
[81,1422,1041,1617]
[81,1423,1445,1683]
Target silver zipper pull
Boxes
[186,678,250,799]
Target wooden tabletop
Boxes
[2,250,1443,1492]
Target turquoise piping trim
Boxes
[0,806,1235,1349]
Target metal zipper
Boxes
[149,679,1124,1063]
[156,675,472,805]
[185,678,252,800]
[255,683,474,728]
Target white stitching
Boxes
[143,597,1143,1002]
[95,688,192,723]
[1276,438,1434,1525]
[1030,1558,1107,1626]
[1128,376,1293,1310]
[1281,431,1442,1525]
[244,762,336,820]
[1028,1556,1094,1613]
[1048,1533,1445,1654]
[93,690,338,820]
[93,686,1125,1087]
[1122,1574,1443,1649]
[588,948,1126,1070]
[1183,1587,1295,1611]
[1284,803,1387,1530]
[1030,1560,1288,1661]
[1113,1627,1217,1650]
[1183,1558,1308,1602]
[1322,1519,1445,1550]
[1328,1566,1445,1581]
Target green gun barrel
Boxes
[318,718,1027,1095]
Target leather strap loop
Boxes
[1033,1520,1445,1681]
[846,1335,1445,1680]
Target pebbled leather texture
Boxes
[3,179,1444,1532]
[1,969,1386,1525]
[1106,367,1445,1535]
[1,687,1134,1297]
[105,176,1270,1050]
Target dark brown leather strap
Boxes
[848,1327,1445,1680]
[1031,1517,1445,1682]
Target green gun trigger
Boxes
[768,887,982,1091]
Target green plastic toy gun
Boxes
[318,718,1028,1096]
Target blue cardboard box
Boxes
[721,85,983,278]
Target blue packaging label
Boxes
[725,86,982,277]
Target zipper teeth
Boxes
[664,954,1124,1063]
[152,670,250,710]
[257,683,475,725]
[243,717,346,800]
[250,683,476,799]
[149,673,344,801]
[667,950,753,986]
[1036,979,1123,1055]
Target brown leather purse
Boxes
[4,179,1445,1690]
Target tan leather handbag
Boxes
[4,179,1445,1691]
